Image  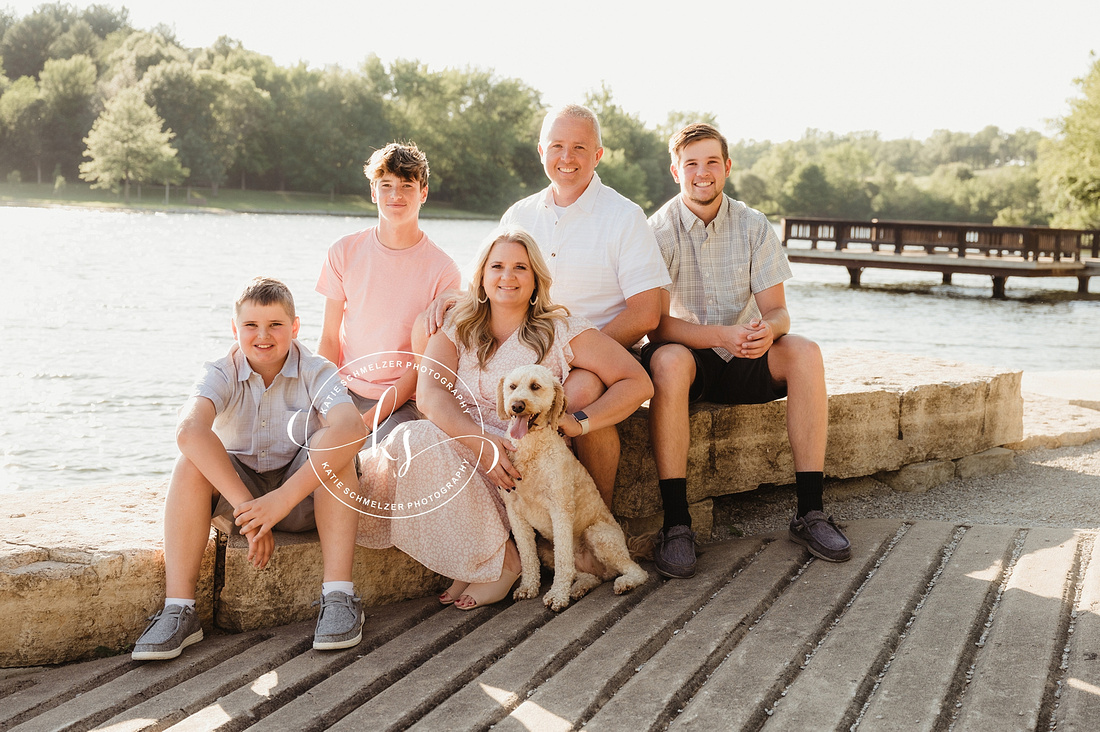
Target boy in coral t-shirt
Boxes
[316,142,461,445]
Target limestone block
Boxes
[823,389,904,478]
[618,500,714,544]
[615,349,1022,520]
[0,482,215,668]
[827,349,1022,462]
[954,448,1016,479]
[711,400,792,496]
[875,460,956,493]
[216,530,446,632]
[898,381,989,461]
[614,403,715,518]
[1006,394,1100,451]
[983,372,1024,445]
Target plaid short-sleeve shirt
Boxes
[648,195,791,361]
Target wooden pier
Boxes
[781,217,1100,297]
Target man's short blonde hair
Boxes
[539,104,602,147]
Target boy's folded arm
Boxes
[242,401,366,538]
[175,396,254,509]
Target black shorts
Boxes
[640,341,787,405]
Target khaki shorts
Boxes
[211,448,316,535]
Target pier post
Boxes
[847,267,863,288]
[942,272,953,285]
[1079,276,1091,295]
[992,276,1007,299]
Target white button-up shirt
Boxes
[501,172,670,329]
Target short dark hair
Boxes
[235,276,295,319]
[363,142,430,187]
[668,123,729,165]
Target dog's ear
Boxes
[497,376,510,421]
[550,379,567,428]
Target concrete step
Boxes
[3,520,1097,732]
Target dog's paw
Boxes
[570,573,601,599]
[613,570,647,595]
[543,588,571,612]
[513,582,540,601]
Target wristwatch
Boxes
[572,410,590,436]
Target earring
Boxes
[477,287,488,304]
[530,290,538,306]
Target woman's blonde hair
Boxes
[453,226,569,368]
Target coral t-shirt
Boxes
[316,227,461,399]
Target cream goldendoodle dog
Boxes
[497,364,648,611]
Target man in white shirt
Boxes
[499,104,670,506]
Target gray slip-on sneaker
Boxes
[654,525,698,579]
[132,604,204,661]
[312,591,364,650]
[789,510,851,562]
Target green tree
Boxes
[596,148,650,210]
[0,8,15,49]
[819,142,875,218]
[781,162,836,216]
[143,59,271,194]
[80,87,183,203]
[586,85,674,211]
[656,110,719,146]
[1039,54,1100,227]
[39,54,97,178]
[80,4,130,38]
[48,19,100,61]
[102,30,187,88]
[0,75,45,181]
[378,58,541,211]
[0,9,61,79]
[432,68,543,211]
[732,171,768,211]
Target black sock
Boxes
[795,472,824,517]
[659,478,692,530]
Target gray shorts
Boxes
[211,448,316,535]
[350,392,423,448]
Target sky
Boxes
[6,0,1100,143]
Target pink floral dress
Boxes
[354,315,594,582]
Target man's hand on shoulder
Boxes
[424,289,461,336]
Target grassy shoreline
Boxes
[0,181,497,220]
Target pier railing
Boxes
[781,217,1100,261]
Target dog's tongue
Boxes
[508,416,529,443]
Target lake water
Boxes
[2,206,1097,494]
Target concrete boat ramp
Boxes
[4,518,1099,731]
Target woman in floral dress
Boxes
[354,226,652,609]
